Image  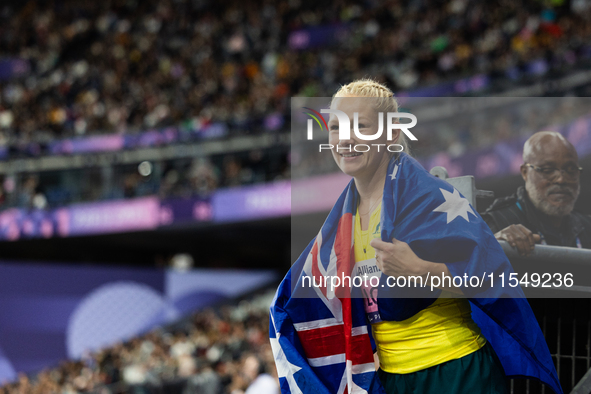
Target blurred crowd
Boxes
[4,93,591,209]
[1,0,591,208]
[0,147,289,209]
[0,0,590,146]
[0,291,279,394]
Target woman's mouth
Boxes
[339,152,363,158]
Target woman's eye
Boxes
[358,124,366,128]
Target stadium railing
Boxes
[435,167,591,393]
[500,243,591,394]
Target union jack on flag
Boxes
[270,189,384,393]
[270,153,562,394]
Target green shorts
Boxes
[377,342,509,394]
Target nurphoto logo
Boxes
[303,107,418,152]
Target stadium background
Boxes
[0,0,590,392]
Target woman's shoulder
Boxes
[393,153,456,200]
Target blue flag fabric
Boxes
[270,153,562,394]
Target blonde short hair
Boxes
[333,78,409,155]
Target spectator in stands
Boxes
[242,354,278,394]
[15,175,42,209]
[482,131,591,254]
[0,180,5,207]
[222,156,244,187]
[0,289,278,394]
[1,0,591,156]
[189,158,219,195]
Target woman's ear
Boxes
[390,128,401,144]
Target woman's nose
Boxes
[338,131,355,145]
[339,137,353,144]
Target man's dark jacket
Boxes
[482,186,591,249]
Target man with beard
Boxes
[483,131,591,255]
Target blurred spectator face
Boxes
[177,354,196,377]
[243,355,260,382]
[23,176,38,192]
[521,134,581,217]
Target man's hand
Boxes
[494,224,541,256]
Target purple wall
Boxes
[0,262,277,382]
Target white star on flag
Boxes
[389,164,399,180]
[433,188,475,224]
[270,315,303,394]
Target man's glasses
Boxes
[524,163,583,181]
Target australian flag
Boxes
[270,153,562,394]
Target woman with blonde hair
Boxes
[270,79,561,394]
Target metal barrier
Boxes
[498,241,591,394]
[432,166,591,392]
[500,241,591,268]
[572,368,591,394]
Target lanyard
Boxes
[538,232,582,249]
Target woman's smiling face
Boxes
[328,97,397,179]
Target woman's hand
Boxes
[370,237,429,278]
[370,237,463,294]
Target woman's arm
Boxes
[370,237,463,295]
